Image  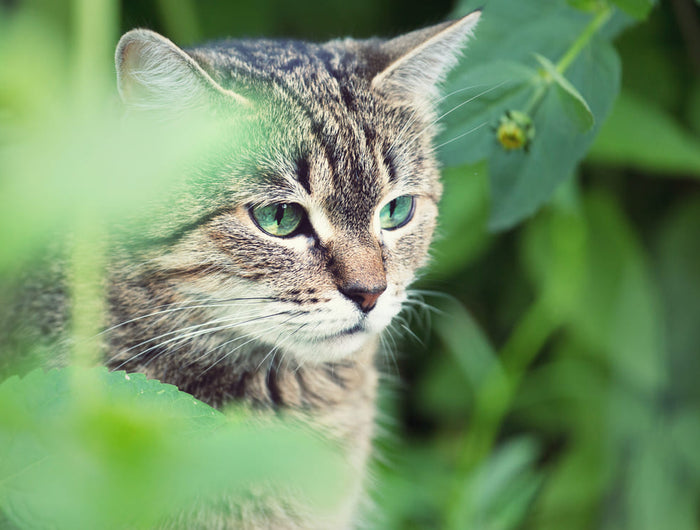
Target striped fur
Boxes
[87,12,480,529]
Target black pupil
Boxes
[275,204,286,225]
[389,199,397,217]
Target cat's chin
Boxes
[283,304,398,363]
[282,328,377,363]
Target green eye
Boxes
[379,195,415,230]
[251,203,305,237]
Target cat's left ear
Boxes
[372,11,481,101]
[115,29,248,111]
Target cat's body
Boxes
[4,12,480,529]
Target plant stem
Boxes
[445,298,562,529]
[522,5,612,119]
[556,5,613,74]
[73,0,118,103]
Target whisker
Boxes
[198,319,300,375]
[433,121,488,150]
[111,311,296,370]
[387,83,491,159]
[101,297,275,335]
[111,307,269,361]
[390,80,508,162]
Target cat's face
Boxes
[114,14,478,364]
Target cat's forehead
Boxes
[198,39,436,225]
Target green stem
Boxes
[556,5,613,74]
[523,83,548,117]
[445,299,562,529]
[516,5,612,143]
[73,0,118,104]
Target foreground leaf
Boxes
[0,367,348,529]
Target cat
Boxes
[5,10,481,529]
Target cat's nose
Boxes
[340,283,387,313]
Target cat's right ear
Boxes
[115,29,248,110]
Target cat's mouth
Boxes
[311,321,366,342]
[340,322,365,336]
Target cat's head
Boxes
[113,13,479,364]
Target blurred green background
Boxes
[1,0,699,528]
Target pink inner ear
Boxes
[117,39,152,102]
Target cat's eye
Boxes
[379,195,415,230]
[251,203,305,237]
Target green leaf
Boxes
[437,61,537,168]
[529,436,612,530]
[373,444,454,528]
[520,181,587,317]
[534,53,594,131]
[622,431,697,530]
[433,297,498,392]
[610,0,655,20]
[572,192,666,390]
[0,368,348,529]
[454,438,542,529]
[587,90,700,177]
[567,0,603,11]
[654,198,700,402]
[521,189,666,392]
[429,162,491,278]
[442,0,621,230]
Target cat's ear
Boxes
[115,29,248,110]
[371,11,481,101]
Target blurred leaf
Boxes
[610,0,654,19]
[620,430,697,530]
[154,0,201,44]
[567,0,603,12]
[433,297,498,393]
[525,190,667,391]
[0,105,244,272]
[0,368,348,529]
[430,162,491,277]
[531,438,611,530]
[613,13,685,113]
[688,80,700,136]
[588,90,700,177]
[453,437,542,530]
[0,11,69,129]
[534,53,594,131]
[670,410,700,486]
[441,0,620,229]
[571,192,667,391]
[654,197,700,402]
[372,444,453,529]
[520,179,587,317]
[515,355,608,436]
[417,352,473,420]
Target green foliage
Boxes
[0,368,347,529]
[438,0,622,229]
[588,90,700,176]
[1,0,699,528]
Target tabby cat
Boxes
[34,11,481,529]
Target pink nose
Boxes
[340,284,386,313]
